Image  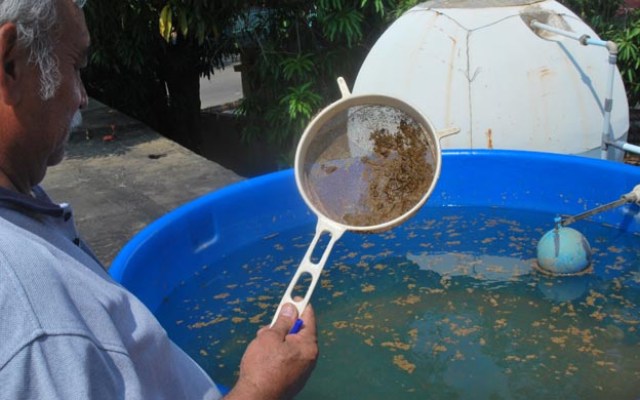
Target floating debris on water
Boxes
[157,207,640,399]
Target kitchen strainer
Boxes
[271,78,458,330]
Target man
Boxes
[0,0,318,399]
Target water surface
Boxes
[156,206,640,399]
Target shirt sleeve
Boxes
[0,333,142,400]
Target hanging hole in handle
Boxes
[291,271,313,300]
[310,230,332,264]
[436,126,460,139]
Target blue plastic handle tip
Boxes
[289,318,304,334]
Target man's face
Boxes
[24,0,89,169]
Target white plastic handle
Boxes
[270,218,346,327]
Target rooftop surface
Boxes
[42,99,242,268]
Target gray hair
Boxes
[0,0,86,100]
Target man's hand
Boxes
[225,302,318,400]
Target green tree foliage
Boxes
[83,0,239,150]
[83,0,415,159]
[233,1,418,162]
[83,2,165,129]
[84,1,637,162]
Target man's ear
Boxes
[0,23,23,105]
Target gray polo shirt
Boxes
[0,186,222,399]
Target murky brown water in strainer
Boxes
[298,103,438,230]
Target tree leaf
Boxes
[178,9,188,37]
[159,4,172,42]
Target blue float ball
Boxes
[536,226,592,275]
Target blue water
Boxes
[156,206,640,399]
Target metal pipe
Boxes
[600,45,618,159]
[608,139,640,155]
[530,20,620,160]
[560,184,640,226]
[560,198,628,226]
[530,20,586,41]
[583,37,607,47]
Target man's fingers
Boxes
[298,302,316,337]
[270,303,299,337]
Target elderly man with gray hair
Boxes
[0,0,318,399]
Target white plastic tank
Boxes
[353,0,630,160]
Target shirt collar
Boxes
[0,185,65,217]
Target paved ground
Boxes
[42,99,242,268]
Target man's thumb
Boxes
[272,303,298,335]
